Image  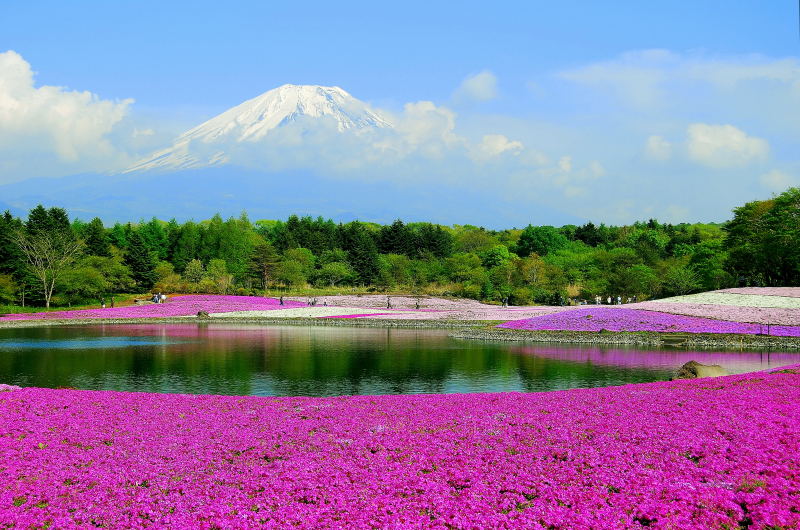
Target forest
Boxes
[0,187,798,309]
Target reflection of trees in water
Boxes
[2,324,796,396]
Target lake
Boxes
[0,323,797,396]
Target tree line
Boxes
[0,187,797,309]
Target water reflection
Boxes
[0,323,796,396]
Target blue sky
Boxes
[1,1,798,226]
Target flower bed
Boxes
[0,295,305,322]
[718,287,800,298]
[649,292,800,309]
[498,307,800,337]
[1,369,798,528]
[631,302,800,326]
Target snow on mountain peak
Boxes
[180,84,393,143]
[124,84,394,172]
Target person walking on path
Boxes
[101,297,105,309]
[387,297,392,309]
[110,296,114,309]
[279,295,284,306]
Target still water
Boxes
[0,323,796,396]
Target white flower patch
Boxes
[209,307,407,318]
[650,293,800,309]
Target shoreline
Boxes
[451,327,800,349]
[0,316,486,329]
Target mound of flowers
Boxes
[1,369,799,528]
[631,302,800,326]
[0,295,305,322]
[497,307,800,337]
[719,287,800,298]
[647,292,800,309]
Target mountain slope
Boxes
[125,85,393,172]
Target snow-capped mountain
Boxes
[125,84,393,172]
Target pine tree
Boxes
[248,241,279,289]
[84,217,111,257]
[109,222,128,249]
[125,230,158,290]
[351,231,381,285]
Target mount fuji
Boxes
[0,84,583,228]
[125,84,394,172]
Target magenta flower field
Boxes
[498,307,800,337]
[0,295,305,322]
[632,302,800,326]
[1,368,799,529]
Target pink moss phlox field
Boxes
[2,370,799,529]
[0,295,305,322]
[628,302,800,326]
[498,307,800,336]
[630,302,800,326]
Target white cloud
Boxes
[558,49,674,109]
[453,71,498,103]
[760,169,798,192]
[478,134,523,157]
[686,123,768,168]
[395,101,459,148]
[557,50,800,118]
[589,160,605,177]
[558,156,572,172]
[644,135,671,161]
[0,50,133,181]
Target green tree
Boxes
[220,212,255,279]
[108,222,128,249]
[139,217,169,260]
[83,253,133,295]
[83,217,111,257]
[183,259,205,293]
[12,206,83,308]
[351,231,381,285]
[57,264,107,307]
[723,187,800,286]
[478,244,511,269]
[125,230,158,291]
[0,211,25,280]
[284,248,315,278]
[664,264,701,296]
[0,274,17,305]
[248,242,280,290]
[276,260,306,288]
[517,225,569,257]
[690,240,733,291]
[318,261,353,287]
[207,259,234,294]
[171,220,202,272]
